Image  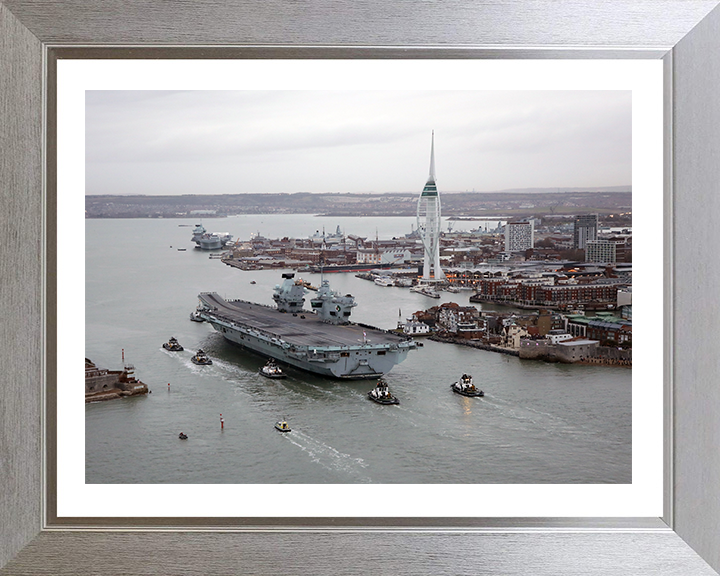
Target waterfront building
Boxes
[416,131,445,280]
[547,329,574,344]
[621,305,632,321]
[573,214,598,249]
[526,282,621,307]
[504,220,534,252]
[518,337,600,362]
[536,310,565,335]
[566,313,631,342]
[470,277,624,309]
[503,323,529,349]
[437,302,483,334]
[617,287,632,306]
[586,319,632,344]
[556,339,601,362]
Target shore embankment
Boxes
[429,335,520,357]
[85,383,149,403]
[429,334,631,367]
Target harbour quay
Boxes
[415,302,631,367]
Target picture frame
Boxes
[1,1,719,574]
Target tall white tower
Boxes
[416,131,445,280]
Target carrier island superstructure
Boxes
[197,274,417,379]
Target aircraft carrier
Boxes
[197,273,417,379]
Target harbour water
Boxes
[85,215,631,484]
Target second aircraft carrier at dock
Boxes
[198,274,417,379]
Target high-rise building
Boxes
[416,132,445,280]
[504,220,534,252]
[573,214,598,249]
[586,239,617,263]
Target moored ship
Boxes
[410,284,441,299]
[197,273,417,379]
[302,263,396,274]
[191,223,233,250]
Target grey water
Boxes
[85,215,631,484]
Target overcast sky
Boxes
[85,90,631,195]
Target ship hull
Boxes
[198,238,223,250]
[198,293,416,379]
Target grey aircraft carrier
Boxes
[197,273,417,379]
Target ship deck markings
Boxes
[200,293,406,348]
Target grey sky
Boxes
[86,90,631,195]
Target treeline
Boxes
[85,191,632,219]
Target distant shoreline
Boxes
[85,189,632,220]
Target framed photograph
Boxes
[2,1,720,574]
[69,60,656,520]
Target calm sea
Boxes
[85,215,631,484]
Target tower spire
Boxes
[416,131,445,281]
[428,130,436,183]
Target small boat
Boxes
[250,280,257,284]
[374,276,394,287]
[163,337,184,351]
[444,285,460,293]
[394,277,413,287]
[178,432,188,440]
[450,374,484,397]
[296,278,318,291]
[177,248,187,252]
[367,379,400,405]
[191,349,213,365]
[275,418,291,432]
[259,359,286,379]
[410,284,441,299]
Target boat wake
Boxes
[281,430,372,482]
[482,396,594,439]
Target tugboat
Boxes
[190,349,213,365]
[189,308,205,322]
[367,378,400,405]
[275,418,291,432]
[163,337,184,351]
[259,359,286,379]
[450,374,484,397]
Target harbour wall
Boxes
[431,335,631,367]
[428,335,520,357]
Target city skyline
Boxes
[86,90,632,196]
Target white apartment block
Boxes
[504,221,534,252]
[586,240,617,263]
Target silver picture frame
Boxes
[2,1,720,574]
